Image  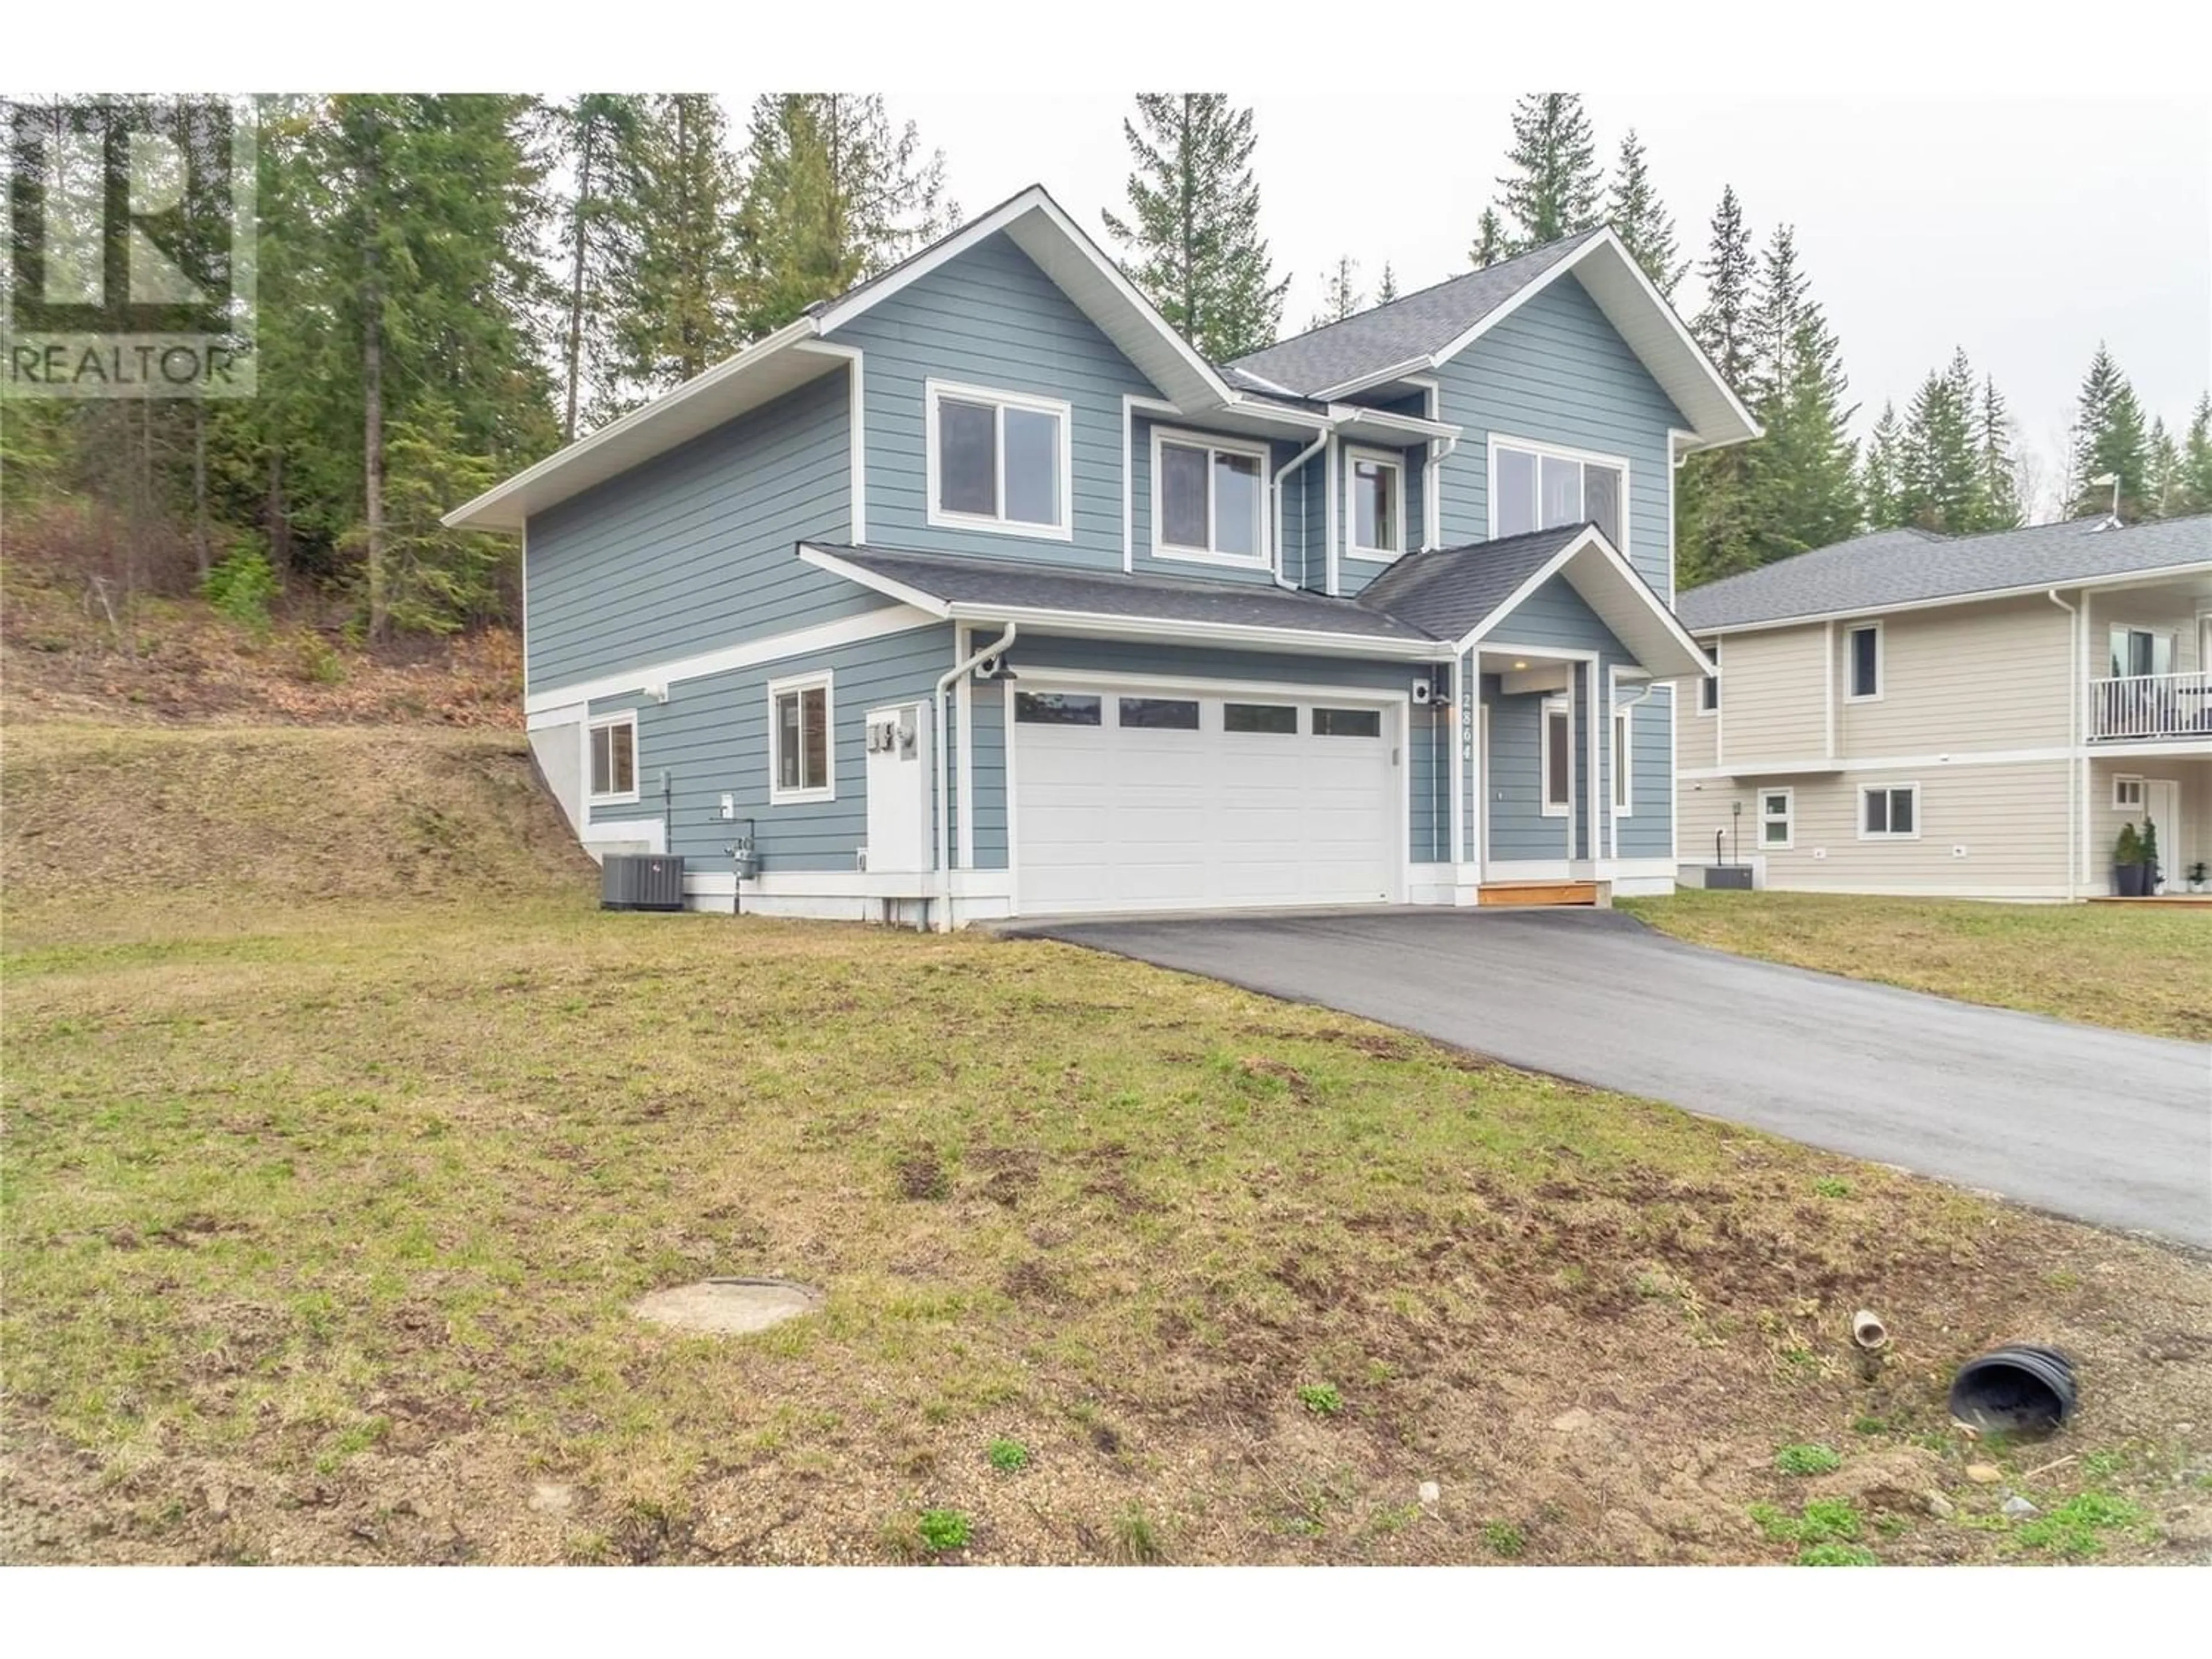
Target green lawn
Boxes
[5,722,2209,1565]
[1621,890,2212,1043]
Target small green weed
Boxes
[1297,1384,1343,1416]
[1812,1177,1851,1199]
[201,544,279,633]
[986,1437,1029,1473]
[2013,1492,2140,1560]
[1851,1415,1889,1435]
[1751,1499,1862,1545]
[916,1508,972,1554]
[1797,1542,1878,1566]
[1482,1521,1526,1559]
[2081,1450,2123,1479]
[1775,1442,1842,1476]
[1113,1505,1164,1564]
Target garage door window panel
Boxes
[1016,692,1102,726]
[1312,707,1381,737]
[1225,702,1298,734]
[1119,697,1200,730]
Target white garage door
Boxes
[1011,684,1399,914]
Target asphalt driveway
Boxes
[1014,908,2212,1249]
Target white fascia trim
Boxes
[1429,231,1760,448]
[1678,745,2075,779]
[527,699,586,732]
[1010,665,1407,704]
[1228,364,1301,397]
[795,340,866,542]
[944,601,1444,661]
[923,378,1076,542]
[442,315,821,531]
[813,187,1234,409]
[523,602,938,714]
[1456,525,1715,678]
[1343,445,1408,563]
[1327,404,1463,443]
[1224,393,1331,430]
[1311,356,1437,402]
[1149,424,1274,570]
[766,669,836,805]
[1688,560,2212,637]
[797,544,956,618]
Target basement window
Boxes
[588,714,638,804]
[1859,783,1919,840]
[1760,787,1794,849]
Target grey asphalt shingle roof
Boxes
[806,544,1440,643]
[1675,515,2212,631]
[1351,526,1588,642]
[1227,230,1607,397]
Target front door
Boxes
[2144,779,2183,892]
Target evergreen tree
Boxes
[1376,263,1399,304]
[1740,225,1858,562]
[1102,94,1287,362]
[550,94,648,438]
[1468,207,1507,269]
[612,94,745,391]
[2179,394,2212,516]
[1493,94,1603,249]
[734,93,950,339]
[1308,256,1363,328]
[1605,127,1686,296]
[1899,349,1980,532]
[1860,403,1906,529]
[1974,374,2025,530]
[2066,343,2149,520]
[2143,417,2181,520]
[1676,188,1758,585]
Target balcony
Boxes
[2089,670,2212,741]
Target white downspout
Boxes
[934,620,1016,932]
[1271,430,1329,592]
[1424,433,1458,550]
[1611,677,1662,862]
[2048,589,2077,902]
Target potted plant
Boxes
[2113,822,2145,896]
[2190,861,2208,895]
[2139,817,2162,895]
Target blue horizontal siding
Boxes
[588,623,955,873]
[525,370,863,691]
[825,232,1160,570]
[1431,274,1685,597]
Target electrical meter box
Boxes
[862,702,932,874]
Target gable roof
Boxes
[1228,228,1759,453]
[446,184,1232,535]
[1676,515,2212,632]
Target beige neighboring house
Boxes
[1673,514,2212,899]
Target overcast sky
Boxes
[851,93,2209,520]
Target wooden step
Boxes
[1479,880,1601,907]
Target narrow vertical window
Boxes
[1847,623,1881,699]
[1542,699,1571,816]
[588,715,638,802]
[768,674,835,803]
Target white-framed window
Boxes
[1152,427,1268,567]
[1845,620,1883,700]
[1759,786,1794,850]
[1611,703,1633,814]
[587,713,639,804]
[2108,625,2173,678]
[1858,782,1919,840]
[767,671,835,804]
[1541,696,1572,817]
[925,379,1071,540]
[2112,774,2145,810]
[1346,449,1405,561]
[1699,639,1720,714]
[1490,435,1627,550]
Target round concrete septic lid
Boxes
[633,1278,824,1335]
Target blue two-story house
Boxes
[447,185,1756,925]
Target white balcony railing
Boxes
[2089,670,2212,741]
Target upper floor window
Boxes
[926,380,1070,540]
[1699,642,1721,713]
[1347,451,1404,560]
[1846,621,1882,700]
[768,671,834,804]
[1154,429,1266,566]
[2108,626,2172,679]
[588,713,638,804]
[1493,437,1624,548]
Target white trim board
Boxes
[523,604,939,715]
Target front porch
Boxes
[2088,753,2211,897]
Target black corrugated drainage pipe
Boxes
[1949,1344,2078,1436]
